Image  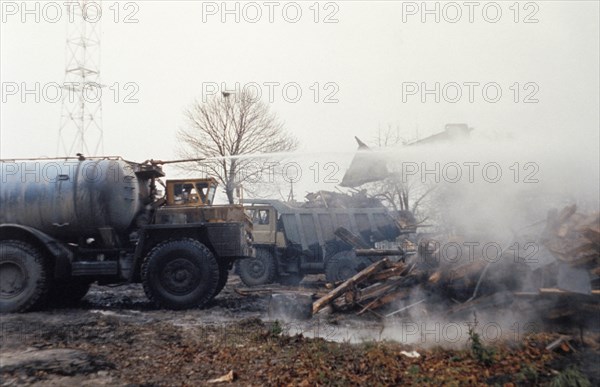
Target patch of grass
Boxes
[515,363,538,384]
[269,320,283,337]
[550,366,591,387]
[414,375,433,384]
[408,365,420,375]
[311,338,330,351]
[466,313,496,366]
[359,339,378,351]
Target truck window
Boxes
[174,183,200,204]
[246,209,270,225]
[257,210,270,225]
[207,186,216,205]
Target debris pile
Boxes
[513,205,600,322]
[302,190,384,208]
[541,204,600,290]
[312,258,418,317]
[313,205,600,322]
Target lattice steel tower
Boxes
[58,0,103,157]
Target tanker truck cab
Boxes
[166,178,217,206]
[0,157,253,313]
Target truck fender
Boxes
[0,224,73,279]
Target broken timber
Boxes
[309,205,599,321]
[312,258,390,314]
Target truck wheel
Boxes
[325,250,369,283]
[48,279,92,307]
[212,263,229,298]
[238,248,276,286]
[324,240,351,260]
[142,239,219,310]
[0,240,50,313]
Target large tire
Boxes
[325,250,370,283]
[238,248,276,286]
[48,278,92,307]
[0,240,50,313]
[212,263,229,298]
[324,240,351,260]
[142,238,219,310]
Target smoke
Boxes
[365,130,599,234]
[344,130,600,347]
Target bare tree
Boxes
[177,91,298,203]
[373,124,407,148]
[363,125,435,217]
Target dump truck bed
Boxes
[243,199,400,252]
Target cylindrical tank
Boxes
[0,158,152,239]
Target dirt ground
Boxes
[1,275,598,386]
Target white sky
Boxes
[1,1,599,200]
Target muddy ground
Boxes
[1,275,599,386]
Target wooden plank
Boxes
[357,288,411,315]
[355,249,405,257]
[312,258,389,314]
[428,261,486,284]
[428,271,442,284]
[356,279,404,303]
[546,336,573,351]
[539,288,600,295]
[370,264,408,282]
[355,301,384,318]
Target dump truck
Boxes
[0,157,253,313]
[239,199,413,286]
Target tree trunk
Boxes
[225,187,235,204]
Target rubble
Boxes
[312,205,600,322]
[312,258,417,316]
[302,190,384,209]
[541,204,600,291]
